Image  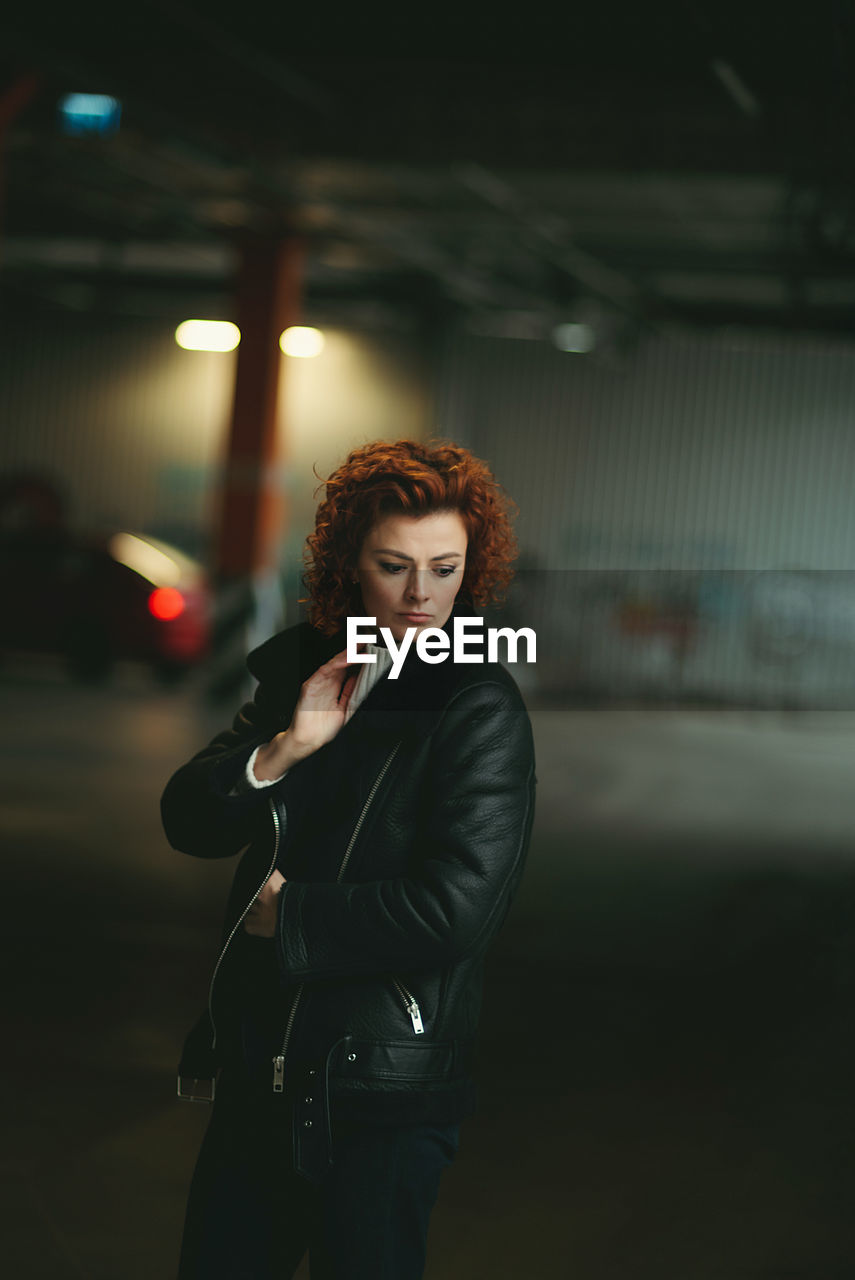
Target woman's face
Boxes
[354,510,468,645]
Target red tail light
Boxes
[148,586,185,620]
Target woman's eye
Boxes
[379,562,457,577]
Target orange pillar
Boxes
[214,235,303,578]
[207,236,302,700]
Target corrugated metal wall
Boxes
[435,327,855,704]
[436,327,855,570]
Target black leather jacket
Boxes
[161,608,536,1180]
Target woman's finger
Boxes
[323,649,356,669]
[324,648,375,675]
[338,670,358,709]
[303,652,356,692]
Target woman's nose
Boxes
[406,571,430,601]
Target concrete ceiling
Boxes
[3,0,855,339]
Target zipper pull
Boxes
[407,1000,425,1035]
[272,1055,285,1092]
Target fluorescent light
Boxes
[59,93,121,136]
[279,326,325,358]
[175,320,240,352]
[552,322,597,354]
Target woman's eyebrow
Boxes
[372,548,464,560]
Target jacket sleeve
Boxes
[274,681,536,979]
[160,678,287,859]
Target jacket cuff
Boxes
[275,880,309,981]
[207,737,271,800]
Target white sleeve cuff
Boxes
[229,745,289,795]
[246,745,289,788]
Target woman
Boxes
[162,438,537,1279]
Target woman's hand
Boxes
[244,869,286,938]
[253,650,359,780]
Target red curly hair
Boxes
[302,439,519,634]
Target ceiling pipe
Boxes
[454,161,650,327]
[710,58,761,119]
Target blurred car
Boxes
[0,526,212,682]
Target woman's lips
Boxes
[399,612,431,621]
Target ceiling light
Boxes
[175,320,240,352]
[59,93,122,137]
[279,326,325,358]
[552,322,597,353]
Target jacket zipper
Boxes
[207,796,285,1053]
[272,983,303,1092]
[392,977,425,1034]
[271,741,403,1093]
[335,742,402,884]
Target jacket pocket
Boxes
[390,978,425,1035]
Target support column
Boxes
[208,235,303,700]
[215,235,303,577]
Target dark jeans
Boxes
[178,1087,460,1280]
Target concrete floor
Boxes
[4,659,855,1278]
